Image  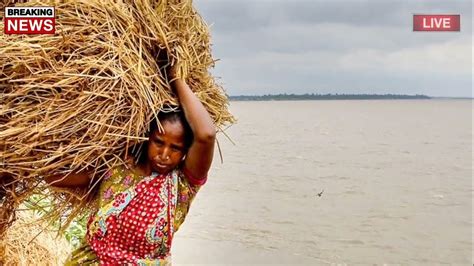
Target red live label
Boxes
[4,7,55,34]
[413,15,460,31]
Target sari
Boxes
[65,164,205,265]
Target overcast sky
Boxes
[194,0,472,97]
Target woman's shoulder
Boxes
[97,164,140,205]
[175,166,207,187]
[103,164,129,180]
[100,162,142,188]
[105,156,140,178]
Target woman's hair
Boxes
[129,109,193,166]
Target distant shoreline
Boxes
[228,94,472,101]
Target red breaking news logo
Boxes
[413,14,460,32]
[4,6,55,34]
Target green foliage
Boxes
[22,194,88,249]
[63,215,88,248]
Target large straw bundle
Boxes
[1,210,73,265]
[0,0,235,246]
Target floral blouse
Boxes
[65,164,206,265]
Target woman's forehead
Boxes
[153,120,185,139]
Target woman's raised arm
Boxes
[172,78,216,181]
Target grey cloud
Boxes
[194,0,472,97]
[196,0,471,32]
[212,23,469,59]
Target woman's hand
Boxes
[167,63,177,81]
[166,61,181,86]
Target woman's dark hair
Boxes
[129,109,193,166]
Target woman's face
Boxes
[147,120,186,174]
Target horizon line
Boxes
[227,93,472,99]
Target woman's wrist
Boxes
[170,77,185,84]
[171,78,187,92]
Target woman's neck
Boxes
[134,161,153,177]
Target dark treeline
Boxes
[229,93,431,101]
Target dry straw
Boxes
[1,209,73,265]
[0,0,235,255]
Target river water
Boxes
[172,100,472,265]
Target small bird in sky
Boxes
[317,189,324,197]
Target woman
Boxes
[47,71,216,265]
